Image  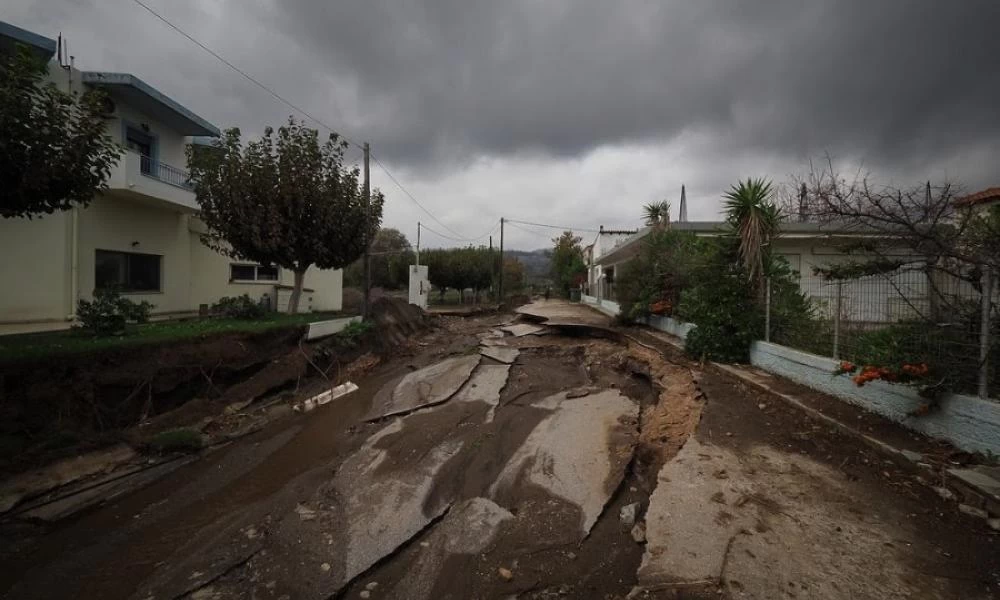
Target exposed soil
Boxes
[0,297,431,479]
[696,368,1000,598]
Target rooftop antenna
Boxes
[678,185,688,223]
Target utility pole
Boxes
[498,218,505,302]
[415,222,421,266]
[489,235,494,300]
[363,142,371,318]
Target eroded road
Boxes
[2,301,998,599]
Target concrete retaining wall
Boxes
[581,294,621,317]
[639,315,694,340]
[750,340,1000,455]
[305,315,363,341]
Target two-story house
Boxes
[0,21,345,331]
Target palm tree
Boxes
[723,178,781,291]
[643,201,671,228]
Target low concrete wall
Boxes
[639,315,694,340]
[305,315,363,341]
[750,340,1000,455]
[581,295,620,317]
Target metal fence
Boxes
[768,267,996,400]
[138,154,195,190]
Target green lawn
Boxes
[0,311,346,363]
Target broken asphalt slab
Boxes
[366,355,480,420]
[490,389,639,536]
[451,364,511,423]
[479,345,520,364]
[385,497,514,600]
[638,436,967,599]
[500,323,546,337]
[207,418,466,600]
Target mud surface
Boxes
[2,300,995,600]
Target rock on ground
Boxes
[490,389,639,536]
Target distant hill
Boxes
[506,249,552,282]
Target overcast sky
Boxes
[8,0,1000,250]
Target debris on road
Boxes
[293,381,359,413]
[620,502,639,528]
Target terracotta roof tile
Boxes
[955,187,1000,206]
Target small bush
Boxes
[212,294,266,320]
[146,428,203,453]
[337,320,373,346]
[77,288,153,336]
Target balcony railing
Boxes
[135,153,194,190]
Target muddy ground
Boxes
[0,301,997,600]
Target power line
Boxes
[504,218,602,233]
[418,223,475,243]
[128,0,362,149]
[371,153,497,242]
[505,221,553,240]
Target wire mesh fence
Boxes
[769,266,997,400]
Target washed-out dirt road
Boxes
[1,300,997,599]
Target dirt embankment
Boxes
[0,298,432,477]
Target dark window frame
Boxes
[95,249,163,293]
[229,263,280,282]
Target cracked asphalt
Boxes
[1,301,997,599]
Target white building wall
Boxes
[0,212,70,322]
[188,225,344,313]
[77,196,192,314]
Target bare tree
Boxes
[793,155,996,319]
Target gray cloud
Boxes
[6,0,1000,249]
[253,0,1000,169]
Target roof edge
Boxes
[0,21,57,60]
[81,71,220,137]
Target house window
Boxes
[125,126,156,175]
[230,264,280,282]
[95,250,162,292]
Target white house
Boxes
[0,21,345,332]
[591,221,931,324]
[583,226,638,300]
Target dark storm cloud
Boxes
[253,0,1000,169]
[6,0,1000,248]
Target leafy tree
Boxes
[502,257,526,295]
[642,201,671,228]
[723,178,781,293]
[550,231,587,296]
[675,238,761,362]
[1,46,120,218]
[343,227,414,289]
[421,246,496,302]
[616,229,705,319]
[187,118,384,313]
